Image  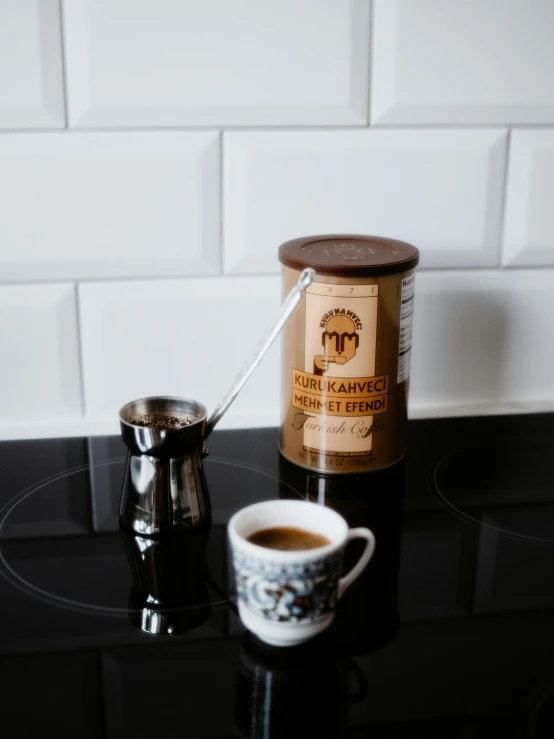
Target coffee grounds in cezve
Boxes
[128,414,194,430]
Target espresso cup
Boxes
[228,500,375,647]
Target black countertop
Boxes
[0,414,553,738]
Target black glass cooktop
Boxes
[0,415,553,738]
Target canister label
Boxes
[397,274,415,383]
[292,282,387,457]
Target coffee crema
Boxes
[128,413,194,430]
[246,526,330,551]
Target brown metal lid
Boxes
[278,234,419,277]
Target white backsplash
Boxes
[0,0,553,439]
[223,129,508,272]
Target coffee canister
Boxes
[279,235,419,474]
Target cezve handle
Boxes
[205,268,315,437]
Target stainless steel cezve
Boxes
[119,269,315,535]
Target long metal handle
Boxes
[205,268,315,437]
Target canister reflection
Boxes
[279,456,405,654]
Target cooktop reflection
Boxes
[0,419,553,739]
[430,435,554,544]
[0,457,302,625]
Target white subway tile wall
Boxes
[63,0,370,127]
[0,0,553,439]
[410,270,554,415]
[0,131,220,281]
[0,284,81,421]
[224,129,507,272]
[0,0,65,129]
[503,130,554,266]
[79,276,282,426]
[371,0,554,125]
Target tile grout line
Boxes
[466,520,484,618]
[1,264,554,291]
[497,128,513,269]
[367,0,375,126]
[86,437,98,532]
[219,130,225,275]
[74,283,88,418]
[2,124,554,136]
[96,651,110,739]
[58,0,70,129]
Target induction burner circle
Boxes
[429,436,554,545]
[0,457,302,619]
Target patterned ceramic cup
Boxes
[228,500,375,647]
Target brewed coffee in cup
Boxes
[228,500,375,647]
[246,526,330,551]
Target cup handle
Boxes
[338,528,375,599]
